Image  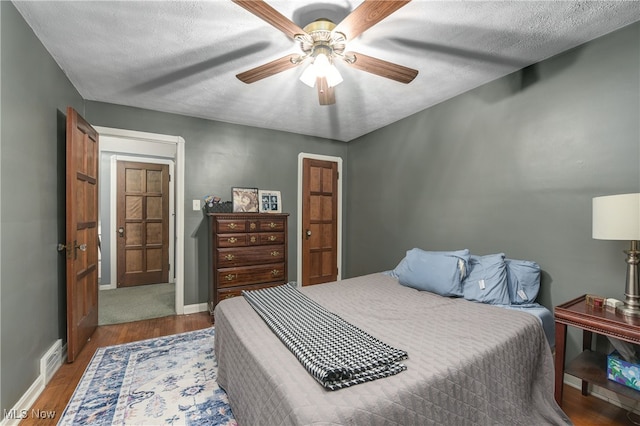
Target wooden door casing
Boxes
[116,161,170,287]
[302,158,338,286]
[65,107,99,363]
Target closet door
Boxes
[301,158,338,286]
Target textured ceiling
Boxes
[13,1,640,142]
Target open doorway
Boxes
[96,126,185,324]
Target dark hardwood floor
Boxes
[20,313,211,426]
[562,385,639,425]
[19,312,638,425]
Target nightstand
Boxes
[554,295,640,406]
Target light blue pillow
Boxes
[463,254,510,305]
[505,258,541,304]
[396,248,470,297]
[385,256,407,279]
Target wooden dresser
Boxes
[208,213,288,317]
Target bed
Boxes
[214,272,572,425]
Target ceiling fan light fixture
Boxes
[299,49,343,89]
[299,62,318,87]
[314,53,343,87]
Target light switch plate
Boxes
[192,199,200,211]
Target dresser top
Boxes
[207,212,289,218]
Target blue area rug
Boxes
[58,328,236,425]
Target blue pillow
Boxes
[385,256,407,279]
[396,248,470,297]
[463,254,510,305]
[505,259,541,304]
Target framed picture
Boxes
[259,190,282,213]
[232,187,259,212]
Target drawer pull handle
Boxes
[271,251,280,257]
[227,237,238,244]
[250,223,257,230]
[271,269,281,277]
[225,274,236,281]
[268,235,277,241]
[225,254,235,261]
[227,223,237,230]
[269,222,277,229]
[223,294,235,300]
[250,236,257,243]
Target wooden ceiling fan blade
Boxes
[317,77,336,105]
[345,51,418,84]
[237,54,301,84]
[333,0,411,41]
[233,0,306,40]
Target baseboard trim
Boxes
[1,341,67,425]
[0,376,45,425]
[564,374,640,414]
[183,302,208,315]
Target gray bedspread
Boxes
[214,273,572,425]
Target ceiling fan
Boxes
[233,0,419,105]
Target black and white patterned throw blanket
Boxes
[242,284,408,390]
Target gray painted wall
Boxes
[345,22,640,364]
[0,1,84,413]
[83,102,348,305]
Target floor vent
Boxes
[40,339,62,385]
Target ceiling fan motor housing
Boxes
[295,18,347,64]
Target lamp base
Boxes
[617,241,640,317]
[616,304,640,317]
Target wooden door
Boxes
[65,107,99,363]
[302,158,339,285]
[116,161,170,287]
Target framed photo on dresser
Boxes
[259,190,282,213]
[232,187,259,212]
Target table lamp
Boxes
[593,193,640,316]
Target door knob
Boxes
[76,243,87,251]
[305,229,311,239]
[118,227,124,237]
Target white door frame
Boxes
[96,126,186,314]
[297,153,343,285]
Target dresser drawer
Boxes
[217,282,282,303]
[217,245,285,267]
[216,219,247,233]
[259,218,285,232]
[217,233,248,247]
[217,263,286,288]
[257,232,285,245]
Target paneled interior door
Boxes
[116,161,169,287]
[301,158,338,285]
[65,107,99,362]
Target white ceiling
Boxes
[13,1,640,142]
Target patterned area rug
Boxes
[59,328,236,425]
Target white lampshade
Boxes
[299,53,343,88]
[299,64,317,87]
[592,193,640,240]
